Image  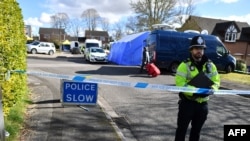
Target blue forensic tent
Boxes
[108,31,150,66]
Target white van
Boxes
[27,41,56,55]
[85,39,102,48]
[70,41,80,51]
[83,39,102,57]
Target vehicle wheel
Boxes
[48,50,54,55]
[31,49,37,54]
[225,65,233,73]
[169,62,179,73]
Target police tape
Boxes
[8,70,250,95]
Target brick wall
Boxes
[224,42,250,66]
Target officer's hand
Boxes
[206,89,214,95]
[199,89,214,97]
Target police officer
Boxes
[140,46,149,73]
[174,35,220,141]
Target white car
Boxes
[85,47,108,63]
[27,41,56,55]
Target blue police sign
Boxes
[61,80,98,105]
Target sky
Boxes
[17,0,250,36]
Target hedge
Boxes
[0,0,27,116]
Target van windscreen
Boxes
[86,43,99,48]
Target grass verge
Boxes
[220,72,250,85]
[4,92,32,141]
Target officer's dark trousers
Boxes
[175,99,208,141]
[140,58,146,73]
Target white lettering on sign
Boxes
[66,94,95,102]
[65,83,96,91]
[228,129,247,136]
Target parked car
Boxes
[27,41,56,55]
[71,47,82,54]
[85,47,108,63]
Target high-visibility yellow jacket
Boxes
[175,58,220,103]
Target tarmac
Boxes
[22,52,250,141]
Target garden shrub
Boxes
[236,59,247,72]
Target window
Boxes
[100,36,105,41]
[44,34,50,39]
[225,25,237,42]
[146,34,157,61]
[147,34,156,48]
[91,48,104,53]
[31,41,40,45]
[45,43,50,47]
[40,43,45,47]
[216,44,227,56]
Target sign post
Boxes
[61,80,98,105]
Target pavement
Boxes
[22,76,121,141]
[22,52,250,141]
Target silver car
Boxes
[27,41,56,55]
[85,47,108,63]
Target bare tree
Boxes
[112,21,126,41]
[130,0,195,30]
[126,16,140,33]
[175,0,195,25]
[81,8,100,31]
[50,13,69,29]
[100,17,110,32]
[67,18,82,37]
[50,13,69,43]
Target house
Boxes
[39,28,67,42]
[67,36,87,47]
[85,30,109,46]
[179,15,250,66]
[25,25,32,38]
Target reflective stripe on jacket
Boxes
[175,59,220,103]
